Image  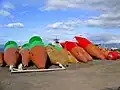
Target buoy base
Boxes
[10,62,65,73]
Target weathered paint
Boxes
[20,49,31,66]
[64,41,91,62]
[85,44,106,60]
[77,47,93,61]
[71,47,88,62]
[0,52,4,66]
[61,49,78,63]
[75,36,105,60]
[30,46,47,69]
[4,48,20,66]
[46,46,69,65]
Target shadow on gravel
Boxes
[0,82,3,90]
[101,86,120,90]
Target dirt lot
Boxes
[0,60,120,90]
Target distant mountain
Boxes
[0,45,4,52]
[100,43,120,49]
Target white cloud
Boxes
[88,33,120,44]
[0,2,14,18]
[43,0,120,12]
[0,9,13,17]
[105,40,120,44]
[43,0,120,28]
[46,19,120,43]
[22,4,29,7]
[47,19,83,31]
[42,0,107,11]
[47,22,63,29]
[2,2,15,10]
[0,22,24,28]
[19,11,29,15]
[42,0,85,10]
[46,18,120,44]
[83,12,120,28]
[32,33,40,36]
[44,19,82,42]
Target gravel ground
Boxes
[0,60,120,90]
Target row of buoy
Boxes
[0,36,78,70]
[60,36,120,62]
[0,35,119,70]
[0,36,47,69]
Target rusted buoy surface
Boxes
[65,41,91,62]
[30,46,47,69]
[4,41,20,66]
[20,49,31,66]
[74,46,93,61]
[46,46,69,65]
[61,49,78,63]
[60,42,78,63]
[29,36,47,69]
[75,36,105,60]
[85,44,106,60]
[0,52,4,66]
[4,48,20,66]
[20,43,31,66]
[71,47,88,62]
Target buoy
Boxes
[65,41,91,62]
[46,44,69,65]
[65,50,79,63]
[60,42,81,63]
[75,36,105,60]
[29,36,47,69]
[4,41,20,67]
[107,51,119,60]
[98,47,109,58]
[20,43,31,67]
[0,52,4,66]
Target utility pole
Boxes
[53,36,60,46]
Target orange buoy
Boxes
[67,50,79,63]
[107,51,119,60]
[0,52,4,66]
[75,36,106,60]
[65,41,91,62]
[98,47,109,58]
[46,45,69,65]
[4,41,20,67]
[29,36,47,69]
[60,43,79,63]
[61,41,92,62]
[20,43,31,67]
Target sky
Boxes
[0,0,120,45]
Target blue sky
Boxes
[0,0,120,45]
